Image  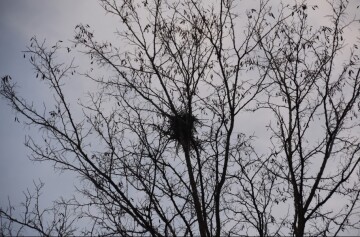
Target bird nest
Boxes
[164,110,201,151]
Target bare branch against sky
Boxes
[1,0,360,236]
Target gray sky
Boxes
[0,0,109,212]
[1,0,360,235]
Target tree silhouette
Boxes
[255,1,360,236]
[1,0,360,236]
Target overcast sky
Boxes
[1,0,360,235]
[0,0,110,213]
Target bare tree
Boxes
[0,0,278,235]
[256,0,360,236]
[1,0,360,236]
[0,181,78,237]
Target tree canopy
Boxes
[1,0,360,236]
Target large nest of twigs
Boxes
[164,110,200,151]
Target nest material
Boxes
[165,111,200,150]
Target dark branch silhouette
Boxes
[1,0,360,236]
